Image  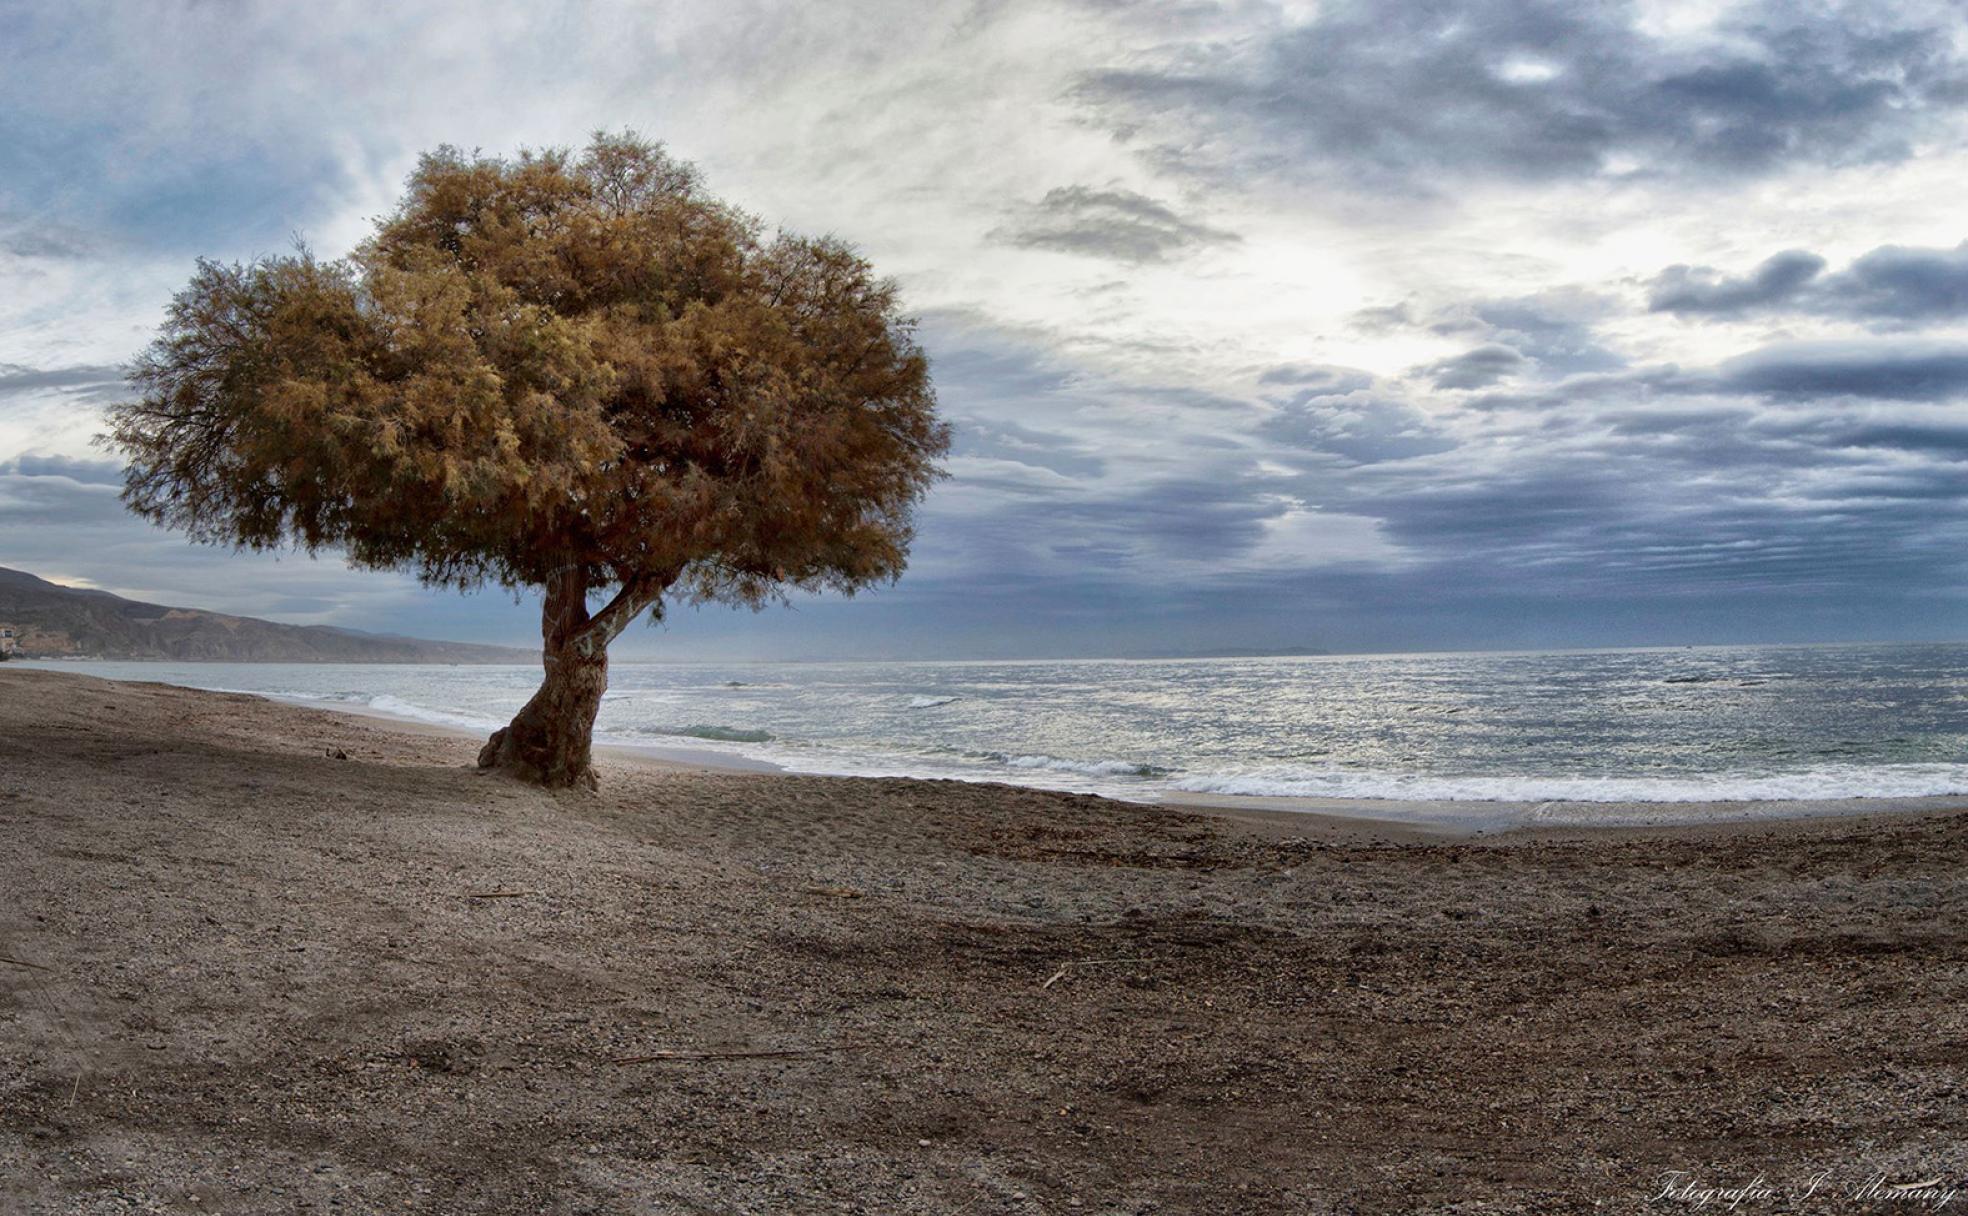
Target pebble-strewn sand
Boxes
[1,667,1964,1214]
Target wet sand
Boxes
[2,667,1964,1213]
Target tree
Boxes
[108,133,948,789]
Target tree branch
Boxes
[577,564,682,651]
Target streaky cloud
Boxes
[1073,0,1968,195]
[990,185,1238,263]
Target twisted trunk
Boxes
[476,566,669,790]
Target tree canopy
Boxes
[109,132,947,786]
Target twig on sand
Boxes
[465,890,542,900]
[802,886,864,899]
[1041,957,1156,990]
[0,954,54,973]
[612,1043,878,1065]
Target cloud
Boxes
[1467,337,1968,411]
[5,0,1968,656]
[1718,340,1968,400]
[1365,290,1625,379]
[0,451,487,633]
[0,365,131,454]
[1647,249,1828,315]
[1421,344,1527,389]
[0,363,126,400]
[1259,393,1457,465]
[952,418,1107,480]
[990,185,1238,262]
[1073,0,1968,194]
[1648,240,1968,321]
[1257,363,1376,393]
[0,455,126,521]
[0,453,123,485]
[0,218,103,261]
[1820,241,1968,321]
[1330,405,1968,609]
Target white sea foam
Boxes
[1002,753,1170,778]
[217,685,509,732]
[1169,764,1968,803]
[909,695,961,708]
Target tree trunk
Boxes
[476,564,674,790]
[475,640,609,790]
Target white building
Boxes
[0,627,15,656]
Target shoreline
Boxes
[22,663,1968,841]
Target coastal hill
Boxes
[0,565,535,663]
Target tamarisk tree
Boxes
[109,133,947,789]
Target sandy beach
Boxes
[2,667,1965,1213]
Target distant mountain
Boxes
[0,566,536,663]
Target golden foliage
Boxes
[109,132,948,633]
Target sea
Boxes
[24,642,1968,819]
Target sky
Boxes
[5,0,1968,659]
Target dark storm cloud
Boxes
[1718,341,1968,400]
[919,466,1294,580]
[1525,338,1968,411]
[1074,0,1968,192]
[1110,276,1968,628]
[1648,239,1968,322]
[1826,241,1968,320]
[1226,298,1968,620]
[1091,476,1284,561]
[1421,344,1526,389]
[0,453,124,485]
[1330,426,1968,604]
[1647,249,1828,315]
[1808,421,1968,457]
[0,363,126,400]
[725,299,1968,653]
[990,186,1238,262]
[1466,339,1968,412]
[0,456,128,525]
